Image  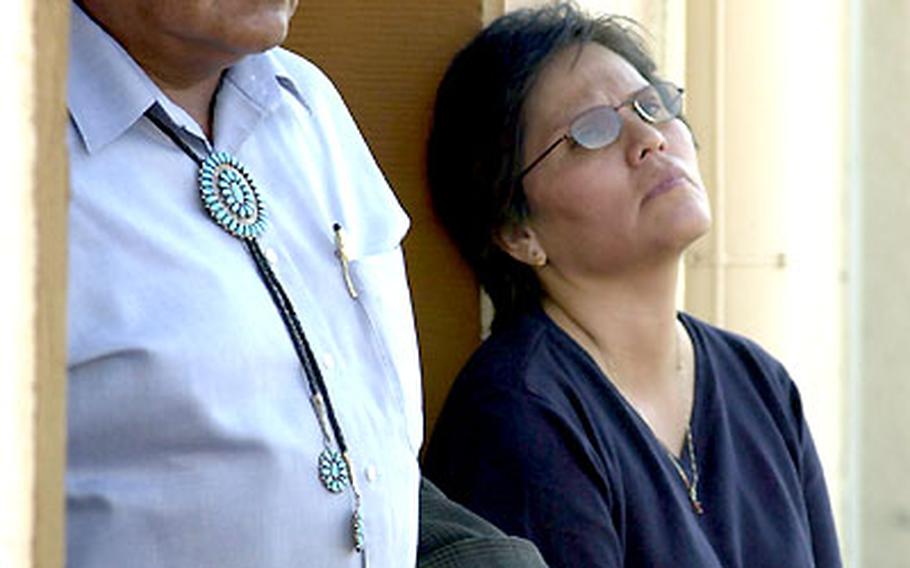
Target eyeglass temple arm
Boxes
[518,135,569,179]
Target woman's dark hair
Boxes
[427,2,662,330]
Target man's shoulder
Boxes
[267,47,336,96]
[257,46,363,124]
[269,47,319,76]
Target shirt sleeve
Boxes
[787,380,844,567]
[417,476,549,568]
[425,384,624,568]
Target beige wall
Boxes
[685,0,848,547]
[1,1,69,567]
[854,0,910,564]
[1,0,39,562]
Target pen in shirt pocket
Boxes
[333,223,358,300]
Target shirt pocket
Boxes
[348,245,423,455]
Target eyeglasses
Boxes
[518,81,684,179]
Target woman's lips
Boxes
[643,170,692,204]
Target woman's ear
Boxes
[495,222,548,267]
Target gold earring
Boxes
[531,250,547,267]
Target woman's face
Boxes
[513,42,711,279]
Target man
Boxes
[67,1,422,566]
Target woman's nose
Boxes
[622,112,668,166]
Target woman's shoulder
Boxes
[680,312,804,434]
[680,311,789,382]
[457,307,593,399]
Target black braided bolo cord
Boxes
[145,107,349,455]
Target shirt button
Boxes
[322,352,335,370]
[364,464,378,483]
[264,247,279,267]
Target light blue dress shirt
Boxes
[66,5,422,567]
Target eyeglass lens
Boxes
[517,82,683,180]
[569,82,682,150]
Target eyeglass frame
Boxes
[516,80,685,181]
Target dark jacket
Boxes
[418,477,548,568]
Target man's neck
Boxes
[148,70,223,139]
[131,39,230,140]
[76,0,231,139]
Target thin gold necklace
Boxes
[667,323,703,515]
[668,426,703,514]
[604,321,704,515]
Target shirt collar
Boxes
[68,3,304,154]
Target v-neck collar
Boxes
[533,306,704,463]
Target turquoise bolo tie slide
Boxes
[198,151,269,240]
[318,447,351,493]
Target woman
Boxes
[422,4,841,567]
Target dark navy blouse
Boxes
[424,309,841,567]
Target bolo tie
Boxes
[145,107,367,561]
